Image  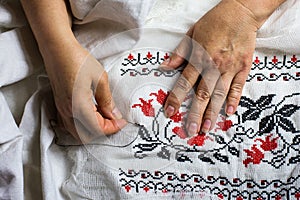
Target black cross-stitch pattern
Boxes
[132,93,300,169]
[248,55,299,82]
[119,169,300,199]
[252,55,299,70]
[247,72,300,82]
[120,68,182,77]
[120,51,184,77]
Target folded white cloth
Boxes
[1,0,300,199]
[0,91,23,200]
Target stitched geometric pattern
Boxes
[119,169,300,200]
[114,51,300,199]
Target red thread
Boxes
[236,196,243,200]
[146,52,152,59]
[295,192,300,200]
[272,56,278,64]
[255,134,279,151]
[243,144,264,167]
[150,89,168,105]
[254,57,260,64]
[164,53,170,60]
[125,185,131,192]
[128,53,134,60]
[144,187,150,192]
[218,193,224,199]
[275,195,282,200]
[170,111,185,123]
[216,119,233,131]
[187,133,211,147]
[291,55,297,63]
[132,98,155,117]
[172,126,187,139]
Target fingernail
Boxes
[226,106,234,115]
[112,107,122,119]
[202,119,211,133]
[165,105,175,117]
[188,122,198,136]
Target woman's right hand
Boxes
[43,41,127,143]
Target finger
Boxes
[226,69,249,115]
[186,66,221,136]
[94,71,123,120]
[201,72,234,133]
[75,96,127,137]
[160,26,194,70]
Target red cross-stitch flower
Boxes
[275,195,282,200]
[170,111,185,123]
[132,98,155,117]
[143,186,150,192]
[187,133,211,146]
[217,193,224,199]
[255,134,279,151]
[216,119,233,132]
[146,52,152,59]
[295,192,300,200]
[272,56,278,64]
[254,57,260,64]
[291,55,297,63]
[164,53,170,60]
[128,53,134,60]
[243,144,264,167]
[172,126,187,139]
[162,189,168,193]
[150,89,168,105]
[124,185,131,192]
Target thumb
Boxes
[94,70,123,120]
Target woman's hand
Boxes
[162,0,285,136]
[21,0,127,143]
[44,42,127,143]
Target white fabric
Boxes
[0,0,299,199]
[0,91,23,200]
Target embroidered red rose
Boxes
[187,133,210,146]
[255,134,279,151]
[132,98,155,117]
[243,144,264,167]
[170,111,185,123]
[216,119,233,132]
[150,89,168,105]
[172,126,187,139]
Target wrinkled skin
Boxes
[162,0,260,136]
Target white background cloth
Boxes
[0,0,300,199]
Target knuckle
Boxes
[195,89,211,102]
[174,75,192,93]
[188,112,202,122]
[205,107,219,118]
[231,82,244,93]
[213,88,227,100]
